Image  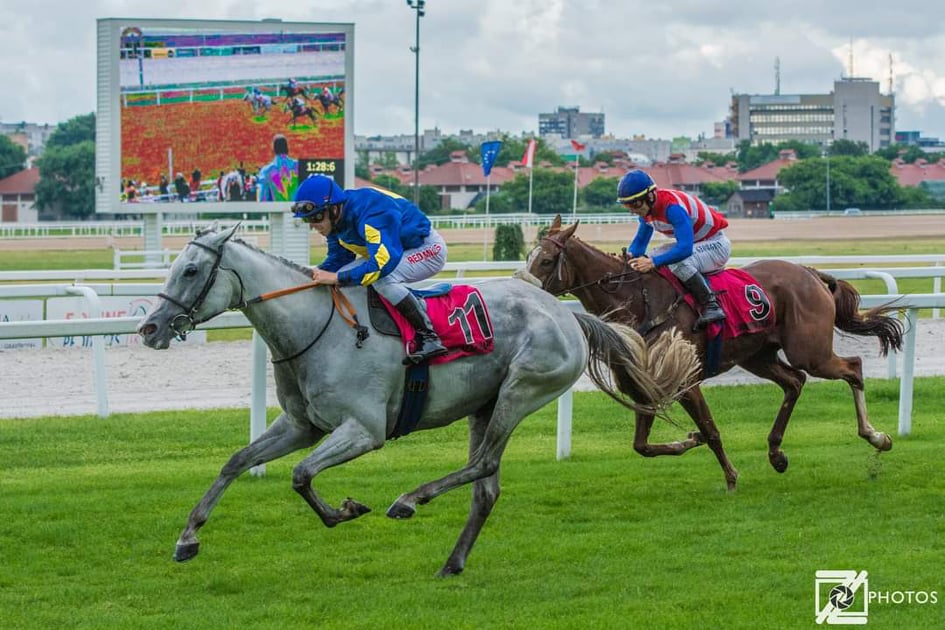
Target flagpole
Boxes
[571,155,579,219]
[483,172,491,260]
[527,166,534,215]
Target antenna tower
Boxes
[848,38,854,77]
[888,52,894,94]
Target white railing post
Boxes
[64,286,109,418]
[934,262,942,320]
[897,308,918,436]
[249,331,269,477]
[556,388,573,461]
[864,271,899,379]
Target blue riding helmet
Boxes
[616,169,656,204]
[292,174,347,219]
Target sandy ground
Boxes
[6,214,945,251]
[2,214,944,419]
[2,318,943,420]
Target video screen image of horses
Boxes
[118,27,346,203]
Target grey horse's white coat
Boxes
[137,225,697,576]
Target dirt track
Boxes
[5,215,945,251]
[2,214,944,419]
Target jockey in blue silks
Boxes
[292,174,449,363]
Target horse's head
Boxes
[137,223,242,349]
[518,214,580,295]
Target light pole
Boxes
[825,144,831,213]
[407,0,425,206]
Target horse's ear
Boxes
[549,214,562,234]
[195,220,220,238]
[560,219,579,242]
[220,222,241,243]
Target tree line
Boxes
[3,113,943,219]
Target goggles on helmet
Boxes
[292,201,328,223]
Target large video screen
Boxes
[96,18,353,214]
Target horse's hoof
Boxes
[174,541,200,562]
[687,431,705,445]
[877,434,893,452]
[341,498,372,519]
[436,564,464,578]
[770,453,789,473]
[386,500,416,520]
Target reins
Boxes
[162,236,370,361]
[540,237,646,295]
[246,282,371,360]
[538,236,681,335]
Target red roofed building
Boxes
[889,157,945,187]
[0,167,39,222]
[737,149,800,192]
[890,157,945,201]
[365,151,740,211]
[416,151,517,210]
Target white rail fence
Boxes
[3,210,945,240]
[2,259,944,470]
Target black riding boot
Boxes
[682,272,726,331]
[395,293,448,363]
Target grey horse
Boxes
[137,224,698,577]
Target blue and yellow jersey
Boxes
[318,188,432,286]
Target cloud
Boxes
[1,0,944,140]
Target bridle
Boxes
[536,236,684,335]
[538,236,646,296]
[157,235,368,360]
[157,238,246,341]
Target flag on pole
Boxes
[570,139,586,152]
[480,140,503,177]
[521,138,537,169]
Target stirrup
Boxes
[405,338,448,364]
[694,308,726,331]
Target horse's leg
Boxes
[798,353,892,451]
[738,349,807,473]
[291,416,384,527]
[674,387,739,490]
[438,406,498,577]
[174,412,322,562]
[632,409,704,457]
[387,375,557,519]
[780,319,894,453]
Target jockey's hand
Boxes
[629,256,654,273]
[310,269,338,285]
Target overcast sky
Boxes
[2,0,944,141]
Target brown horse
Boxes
[520,216,905,490]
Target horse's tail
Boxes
[811,268,905,357]
[575,312,700,415]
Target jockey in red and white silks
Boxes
[631,188,731,279]
[618,168,730,329]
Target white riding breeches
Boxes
[653,231,731,281]
[339,229,448,304]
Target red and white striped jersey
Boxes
[645,189,728,241]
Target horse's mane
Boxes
[567,236,625,270]
[232,237,313,277]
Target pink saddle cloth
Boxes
[657,267,776,339]
[378,285,495,364]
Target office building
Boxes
[730,77,894,151]
[538,106,605,138]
